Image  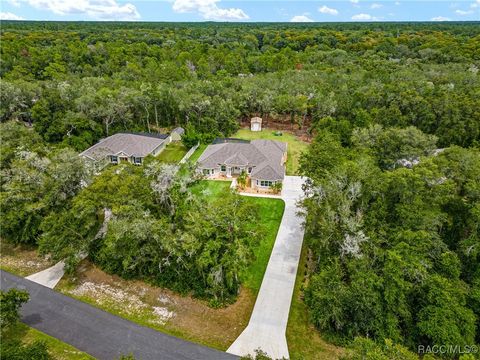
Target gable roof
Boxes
[212,137,250,144]
[198,139,287,181]
[80,133,168,161]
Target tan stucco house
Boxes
[197,138,287,190]
[79,132,170,170]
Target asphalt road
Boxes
[0,270,237,360]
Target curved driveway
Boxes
[228,176,306,359]
[1,270,236,360]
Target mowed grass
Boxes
[188,143,208,163]
[189,179,232,198]
[156,142,188,163]
[241,195,284,292]
[233,128,309,175]
[190,180,284,293]
[286,245,345,360]
[3,322,93,360]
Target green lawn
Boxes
[190,180,284,293]
[188,144,208,163]
[156,142,188,163]
[233,129,309,175]
[3,322,93,360]
[241,196,284,292]
[190,179,232,198]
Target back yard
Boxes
[155,142,188,163]
[233,128,309,175]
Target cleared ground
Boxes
[49,180,284,351]
[0,240,52,276]
[233,128,309,175]
[2,271,233,360]
[56,261,255,351]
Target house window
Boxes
[133,157,142,165]
[203,169,211,175]
[221,165,226,172]
[111,155,118,163]
[260,180,273,187]
[248,167,253,174]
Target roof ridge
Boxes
[199,143,226,163]
[252,162,284,180]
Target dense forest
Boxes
[1,21,479,359]
[1,21,479,147]
[301,129,479,359]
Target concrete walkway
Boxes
[26,208,112,289]
[25,260,66,289]
[228,176,306,359]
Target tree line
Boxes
[300,125,479,358]
[0,21,479,150]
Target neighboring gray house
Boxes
[197,138,287,190]
[80,132,169,170]
[170,127,185,141]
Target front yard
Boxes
[5,179,283,351]
[190,180,285,292]
[233,128,309,175]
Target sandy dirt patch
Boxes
[59,261,255,350]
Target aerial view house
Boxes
[197,138,287,191]
[80,132,170,170]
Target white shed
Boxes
[251,117,262,132]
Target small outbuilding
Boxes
[170,127,185,141]
[250,117,262,132]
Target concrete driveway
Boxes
[228,176,306,359]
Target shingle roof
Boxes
[80,133,167,161]
[198,139,286,181]
[212,138,250,144]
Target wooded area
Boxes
[1,21,479,147]
[1,21,479,359]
